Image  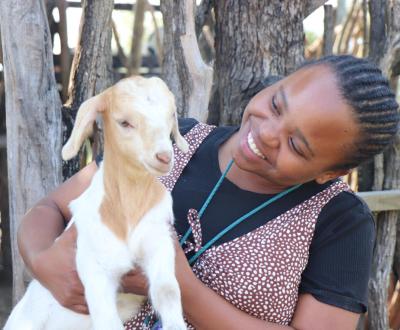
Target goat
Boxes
[4,76,189,330]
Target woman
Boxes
[18,55,399,329]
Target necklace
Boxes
[180,159,302,265]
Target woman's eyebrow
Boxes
[278,86,289,113]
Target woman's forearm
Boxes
[17,198,66,273]
[180,275,295,330]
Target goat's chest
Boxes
[70,179,133,275]
[75,211,133,275]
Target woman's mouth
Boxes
[247,132,266,159]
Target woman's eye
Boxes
[271,95,280,115]
[120,121,134,129]
[289,137,303,157]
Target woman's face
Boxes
[232,64,359,188]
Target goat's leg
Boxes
[76,245,124,330]
[135,224,186,330]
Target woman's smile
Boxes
[247,132,266,160]
[237,128,274,167]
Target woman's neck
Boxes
[218,132,289,194]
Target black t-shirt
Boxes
[96,118,375,314]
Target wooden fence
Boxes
[358,190,400,212]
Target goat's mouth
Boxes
[145,162,172,176]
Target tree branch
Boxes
[305,0,328,17]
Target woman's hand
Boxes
[31,224,89,314]
[121,269,149,296]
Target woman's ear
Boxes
[315,169,350,184]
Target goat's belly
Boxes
[4,280,92,330]
[5,280,142,330]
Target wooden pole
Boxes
[128,0,146,75]
[63,0,114,179]
[212,0,306,125]
[367,2,400,327]
[57,0,71,102]
[323,4,335,56]
[161,0,213,122]
[0,0,63,304]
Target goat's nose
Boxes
[156,151,172,165]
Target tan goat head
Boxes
[62,76,189,176]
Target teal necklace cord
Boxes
[179,159,234,246]
[180,159,302,266]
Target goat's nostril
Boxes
[156,152,171,165]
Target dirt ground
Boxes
[0,270,12,328]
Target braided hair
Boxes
[304,55,400,170]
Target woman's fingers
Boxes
[121,269,149,296]
[70,304,89,315]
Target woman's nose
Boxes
[259,121,280,149]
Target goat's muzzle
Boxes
[156,151,172,165]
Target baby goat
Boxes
[5,76,188,330]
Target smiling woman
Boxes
[225,63,360,193]
[16,55,400,330]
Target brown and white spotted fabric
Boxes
[186,208,202,252]
[158,122,215,192]
[124,123,350,329]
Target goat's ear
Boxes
[172,113,189,153]
[62,90,109,160]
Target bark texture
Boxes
[63,0,114,178]
[367,2,400,328]
[161,0,213,122]
[57,0,70,102]
[0,0,62,303]
[369,0,388,64]
[323,4,335,56]
[305,0,329,16]
[128,0,146,75]
[0,31,11,280]
[211,1,306,125]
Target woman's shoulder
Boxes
[315,188,375,240]
[178,117,199,135]
[301,188,375,313]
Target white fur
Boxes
[5,77,187,330]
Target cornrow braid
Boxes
[304,55,400,170]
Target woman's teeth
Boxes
[247,133,265,159]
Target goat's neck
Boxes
[100,150,166,241]
[104,153,154,186]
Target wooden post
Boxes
[323,4,335,56]
[0,0,63,304]
[367,2,400,328]
[161,0,213,122]
[211,1,327,126]
[57,0,71,102]
[128,0,146,75]
[63,0,114,179]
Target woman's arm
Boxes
[176,246,359,330]
[182,278,359,329]
[17,161,98,314]
[176,242,359,330]
[123,240,360,329]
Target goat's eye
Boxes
[119,121,134,129]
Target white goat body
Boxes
[5,76,188,330]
